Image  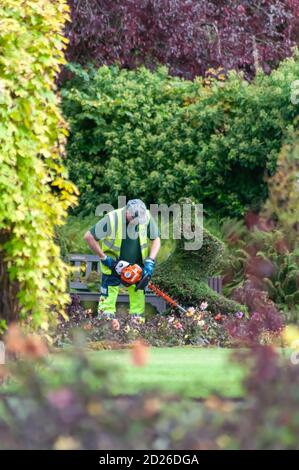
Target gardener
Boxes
[84,199,161,322]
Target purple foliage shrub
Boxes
[66,0,299,80]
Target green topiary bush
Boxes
[154,227,243,314]
[61,56,299,217]
[153,200,243,314]
[0,0,78,329]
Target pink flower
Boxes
[174,322,183,330]
[187,307,195,316]
[200,301,208,311]
[112,319,120,331]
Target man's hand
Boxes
[143,257,156,278]
[101,255,115,269]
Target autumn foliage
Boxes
[65,0,299,80]
[0,0,78,329]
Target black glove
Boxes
[136,272,151,290]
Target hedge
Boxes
[154,209,244,314]
[61,56,299,217]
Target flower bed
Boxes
[55,296,237,348]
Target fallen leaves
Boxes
[54,435,81,450]
[143,397,161,417]
[131,340,149,367]
[5,324,48,359]
[205,395,234,413]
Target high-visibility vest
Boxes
[100,208,150,274]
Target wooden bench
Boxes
[67,253,222,314]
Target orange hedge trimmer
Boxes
[114,261,187,314]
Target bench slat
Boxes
[68,253,223,314]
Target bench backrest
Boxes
[67,253,222,294]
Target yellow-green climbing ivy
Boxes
[0,0,78,330]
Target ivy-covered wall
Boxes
[0,0,78,329]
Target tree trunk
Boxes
[0,232,20,327]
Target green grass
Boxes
[1,347,246,399]
[86,347,246,398]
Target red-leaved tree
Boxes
[66,0,299,79]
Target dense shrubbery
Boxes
[62,56,299,217]
[221,221,299,322]
[217,132,299,322]
[0,0,77,329]
[264,132,299,239]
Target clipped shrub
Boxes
[154,225,243,315]
[55,215,98,257]
[0,1,78,328]
[128,198,242,315]
[62,56,299,217]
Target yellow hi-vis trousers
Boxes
[98,285,145,315]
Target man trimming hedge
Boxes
[84,199,161,322]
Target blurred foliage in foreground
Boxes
[0,322,299,449]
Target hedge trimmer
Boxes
[115,261,209,345]
[114,260,188,314]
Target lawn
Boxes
[85,347,246,398]
[1,347,246,399]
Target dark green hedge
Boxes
[154,224,243,314]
